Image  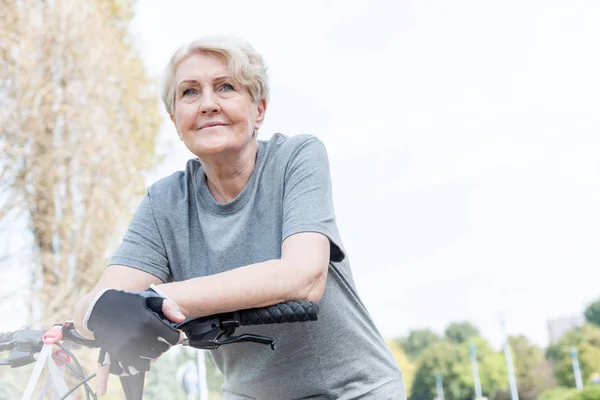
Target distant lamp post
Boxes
[435,374,445,400]
[499,315,519,400]
[469,343,483,400]
[570,347,584,390]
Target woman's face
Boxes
[171,53,266,159]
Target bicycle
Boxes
[0,301,319,400]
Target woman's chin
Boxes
[190,138,241,158]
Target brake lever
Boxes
[176,315,276,350]
[217,334,276,350]
[60,322,97,348]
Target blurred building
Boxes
[547,316,585,343]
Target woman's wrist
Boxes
[151,282,191,317]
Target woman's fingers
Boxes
[160,298,186,344]
[161,298,185,323]
[96,362,110,396]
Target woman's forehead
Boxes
[175,54,230,83]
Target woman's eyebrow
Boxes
[177,76,234,87]
[177,79,199,88]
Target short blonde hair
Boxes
[161,36,270,116]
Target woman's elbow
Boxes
[301,266,328,302]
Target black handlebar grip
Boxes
[0,329,44,352]
[0,331,17,352]
[235,301,319,326]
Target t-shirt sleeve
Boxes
[282,136,345,263]
[108,190,172,282]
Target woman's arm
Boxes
[156,231,330,318]
[72,265,163,338]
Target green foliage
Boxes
[547,328,585,361]
[539,386,600,400]
[445,322,480,344]
[549,324,600,387]
[399,329,442,361]
[585,299,600,327]
[397,316,597,400]
[568,387,600,400]
[508,335,556,399]
[409,341,462,400]
[409,338,508,400]
[539,387,579,400]
[471,337,509,399]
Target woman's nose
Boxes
[199,90,220,114]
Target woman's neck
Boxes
[201,140,258,203]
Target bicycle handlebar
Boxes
[176,300,319,350]
[0,301,318,358]
[0,300,319,399]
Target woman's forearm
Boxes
[157,258,326,318]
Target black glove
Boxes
[85,289,180,376]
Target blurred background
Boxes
[1,0,599,399]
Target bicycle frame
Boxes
[18,323,100,400]
[23,340,72,399]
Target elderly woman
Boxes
[74,36,404,399]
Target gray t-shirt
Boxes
[110,133,405,399]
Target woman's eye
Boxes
[182,88,198,96]
[220,83,234,92]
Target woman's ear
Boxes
[170,114,183,140]
[254,99,267,130]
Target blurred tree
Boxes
[472,337,509,400]
[0,0,162,324]
[584,298,600,327]
[547,324,600,388]
[568,387,600,400]
[538,387,579,400]
[507,335,556,400]
[409,341,462,400]
[539,386,600,400]
[409,337,508,400]
[546,328,585,362]
[398,329,442,361]
[445,322,480,344]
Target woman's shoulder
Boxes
[262,133,327,161]
[145,159,200,200]
[265,132,324,147]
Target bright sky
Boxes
[1,1,598,351]
[125,0,600,349]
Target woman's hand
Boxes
[89,292,185,396]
